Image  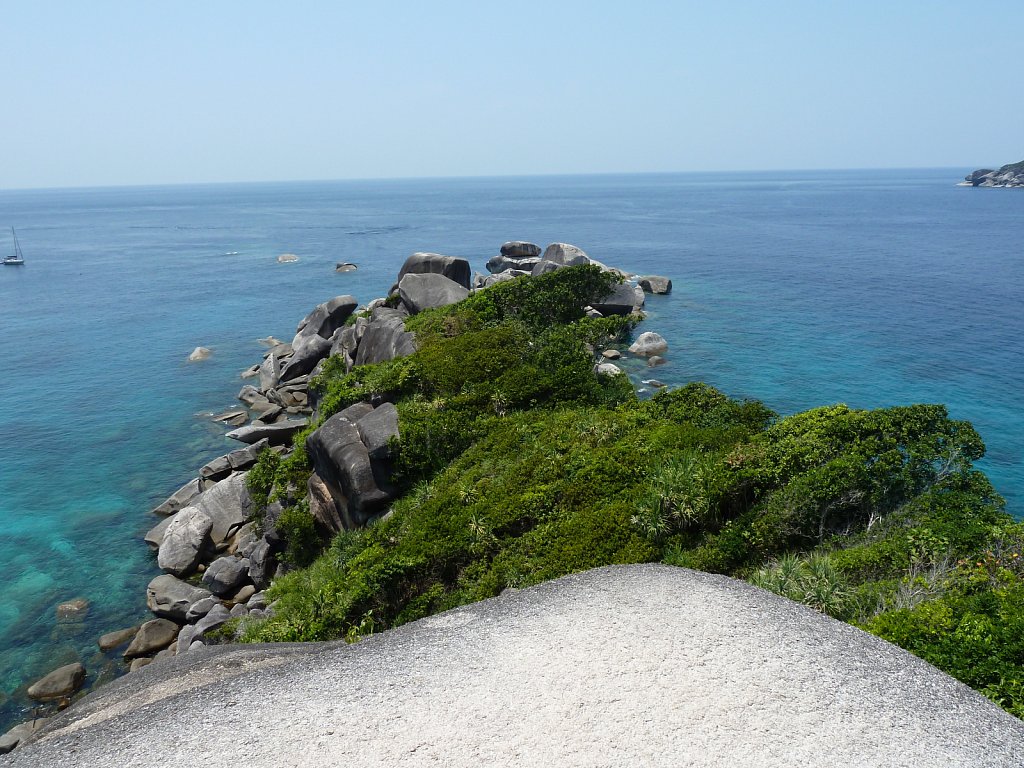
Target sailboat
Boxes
[4,228,25,265]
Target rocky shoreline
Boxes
[959,161,1024,188]
[1,241,670,755]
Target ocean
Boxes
[0,169,1021,732]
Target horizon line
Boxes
[0,164,978,194]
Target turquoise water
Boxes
[0,170,1021,730]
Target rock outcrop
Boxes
[395,252,472,290]
[11,566,1024,767]
[961,161,1024,188]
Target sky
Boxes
[2,1,1022,189]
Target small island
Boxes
[960,160,1024,187]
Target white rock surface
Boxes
[10,565,1024,766]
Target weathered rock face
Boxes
[637,275,672,294]
[962,162,1024,188]
[352,308,416,367]
[124,619,179,659]
[308,472,343,535]
[258,352,283,392]
[595,362,624,377]
[306,413,394,530]
[146,574,212,622]
[26,663,85,701]
[398,273,470,315]
[356,402,399,460]
[201,556,251,597]
[396,252,472,290]
[542,242,590,267]
[157,507,213,577]
[500,241,542,258]
[190,604,232,642]
[482,270,530,287]
[629,331,669,357]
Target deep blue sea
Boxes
[0,169,1021,731]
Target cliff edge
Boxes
[6,565,1023,767]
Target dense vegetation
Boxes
[244,265,1024,717]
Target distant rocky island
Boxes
[959,161,1024,187]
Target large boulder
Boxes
[202,556,251,597]
[124,620,179,659]
[396,252,472,289]
[225,419,307,446]
[193,472,252,547]
[629,331,669,357]
[146,575,212,622]
[637,275,672,295]
[356,402,400,460]
[500,241,542,258]
[279,296,358,381]
[306,413,394,530]
[279,333,332,382]
[97,626,139,652]
[398,273,469,315]
[157,507,213,577]
[26,663,86,701]
[295,295,359,339]
[352,308,417,367]
[591,282,642,316]
[258,351,282,392]
[542,242,590,267]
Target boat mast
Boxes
[12,227,22,260]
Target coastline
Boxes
[0,243,669,752]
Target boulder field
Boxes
[8,566,1024,767]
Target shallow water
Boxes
[0,169,1020,731]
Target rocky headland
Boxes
[959,160,1024,187]
[0,241,671,754]
[6,236,1024,762]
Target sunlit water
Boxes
[0,169,1020,731]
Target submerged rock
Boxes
[187,347,211,362]
[97,626,140,652]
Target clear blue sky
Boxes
[3,1,1021,189]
